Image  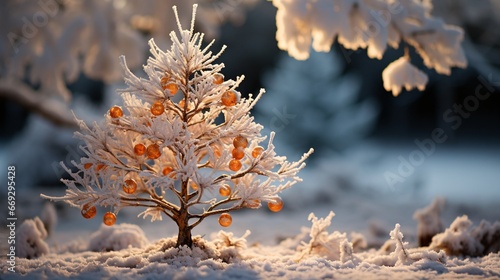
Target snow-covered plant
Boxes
[413,198,444,246]
[272,0,468,96]
[369,223,446,266]
[42,5,313,248]
[296,211,353,262]
[389,223,410,265]
[429,215,500,257]
[16,217,50,259]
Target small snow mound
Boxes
[147,233,250,266]
[88,223,149,252]
[147,236,227,268]
[16,217,50,259]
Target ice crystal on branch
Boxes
[272,0,467,96]
[42,5,313,248]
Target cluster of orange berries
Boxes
[133,143,161,160]
[83,162,107,172]
[108,72,238,122]
[228,135,264,172]
[80,177,142,225]
[133,143,177,179]
[81,203,117,226]
[80,177,139,225]
[160,73,179,96]
[104,71,281,230]
[212,72,241,107]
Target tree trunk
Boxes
[175,209,193,248]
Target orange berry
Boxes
[146,144,161,159]
[134,144,146,156]
[229,159,242,171]
[164,82,178,95]
[83,163,93,169]
[218,213,232,227]
[252,146,264,158]
[213,73,224,84]
[232,147,245,160]
[96,164,106,172]
[150,101,165,116]
[109,106,123,118]
[268,198,284,212]
[81,203,96,219]
[103,212,116,226]
[160,75,170,89]
[162,166,174,176]
[221,90,238,106]
[219,184,231,196]
[233,135,248,149]
[123,179,137,194]
[220,90,238,107]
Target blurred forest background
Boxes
[1,0,499,217]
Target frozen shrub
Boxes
[296,211,353,262]
[413,198,445,246]
[16,217,50,259]
[430,215,500,257]
[368,223,445,266]
[43,5,312,248]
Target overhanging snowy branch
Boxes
[0,80,77,128]
[272,0,467,96]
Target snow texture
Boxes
[3,212,500,279]
[382,55,429,96]
[16,217,50,259]
[272,0,467,95]
[88,223,149,252]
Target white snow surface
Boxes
[3,208,500,279]
[3,141,499,279]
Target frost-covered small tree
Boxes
[42,5,313,248]
[272,0,468,96]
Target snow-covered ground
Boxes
[2,140,499,279]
